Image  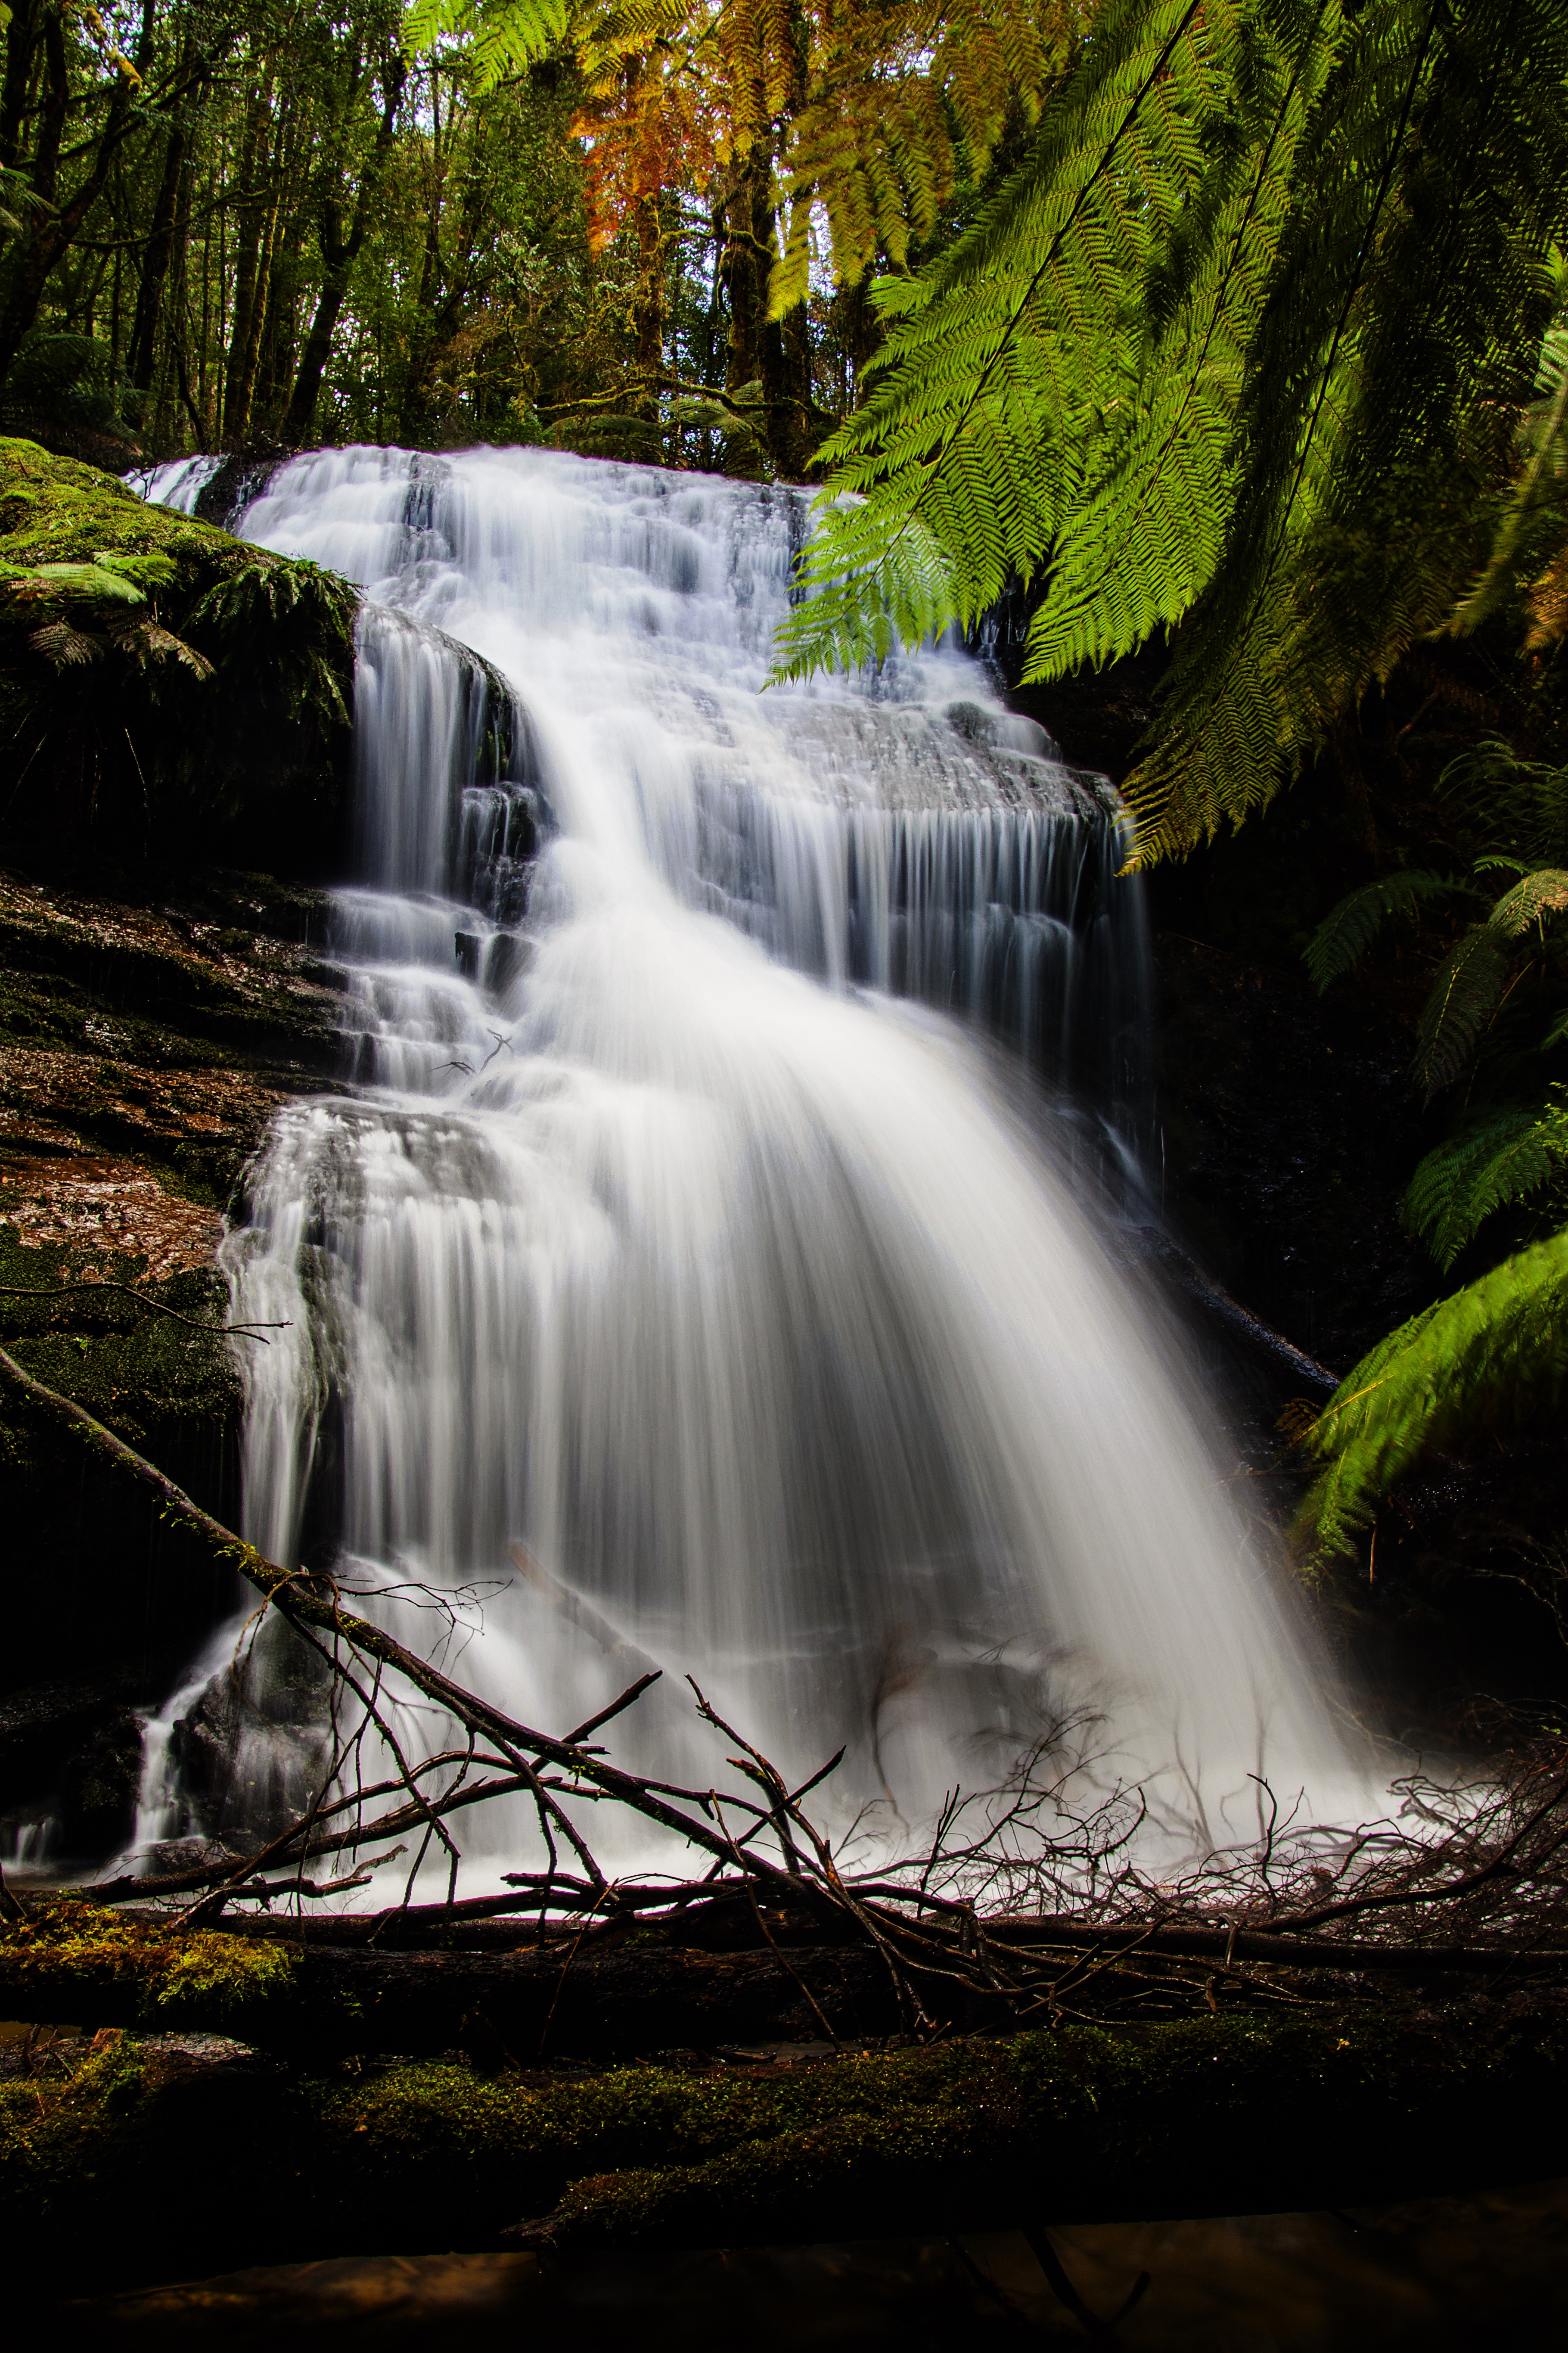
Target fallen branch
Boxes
[9,1341,1568,2032]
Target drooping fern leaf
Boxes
[1400,1099,1568,1271]
[1,559,146,607]
[1487,867,1568,940]
[1304,868,1477,992]
[1124,0,1568,860]
[1447,273,1568,637]
[775,0,1568,870]
[1438,736,1568,867]
[774,0,1297,682]
[1299,1226,1568,1555]
[403,0,568,87]
[1412,927,1509,1099]
[26,620,104,666]
[1528,524,1568,649]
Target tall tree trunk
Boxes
[631,188,664,428]
[721,153,767,395]
[279,56,405,446]
[151,131,196,446]
[761,262,812,481]
[232,188,280,437]
[222,73,275,442]
[0,0,42,173]
[127,53,200,394]
[0,0,157,383]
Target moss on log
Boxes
[0,1899,894,2055]
[3,1979,1565,2297]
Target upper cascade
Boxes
[144,441,1146,1104]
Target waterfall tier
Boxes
[134,443,1354,1882]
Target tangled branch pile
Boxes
[7,1322,1568,2037]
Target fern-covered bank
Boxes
[0,439,357,879]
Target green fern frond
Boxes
[1304,868,1475,992]
[105,616,215,678]
[26,620,105,666]
[778,0,1568,868]
[1413,926,1509,1097]
[1400,1099,1568,1270]
[1439,736,1568,866]
[1487,867,1568,940]
[403,0,568,86]
[1298,1225,1568,1554]
[2,559,146,608]
[776,0,1307,681]
[1448,266,1568,636]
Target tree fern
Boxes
[1400,1099,1568,1271]
[1304,868,1478,992]
[1412,928,1510,1098]
[1299,1227,1568,1556]
[774,0,1568,867]
[1528,528,1568,649]
[774,0,1297,680]
[1124,0,1568,857]
[1447,267,1568,637]
[1438,736,1568,867]
[1488,867,1568,940]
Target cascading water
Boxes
[135,442,1357,1885]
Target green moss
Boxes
[0,2030,152,2219]
[0,1904,295,2031]
[0,438,358,878]
[0,442,226,575]
[3,1996,1562,2282]
[0,1224,240,1443]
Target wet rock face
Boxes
[0,865,349,1869]
[0,869,346,1206]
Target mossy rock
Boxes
[0,1224,239,1448]
[0,1224,248,1713]
[0,1902,295,2031]
[0,439,357,880]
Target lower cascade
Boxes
[136,443,1356,1886]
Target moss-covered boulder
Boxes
[0,438,357,878]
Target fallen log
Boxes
[7,1892,1566,2072]
[143,1890,1568,1977]
[5,1993,1568,2302]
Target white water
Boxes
[134,443,1357,1885]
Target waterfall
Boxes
[137,443,1355,1884]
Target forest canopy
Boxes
[0,0,1081,477]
